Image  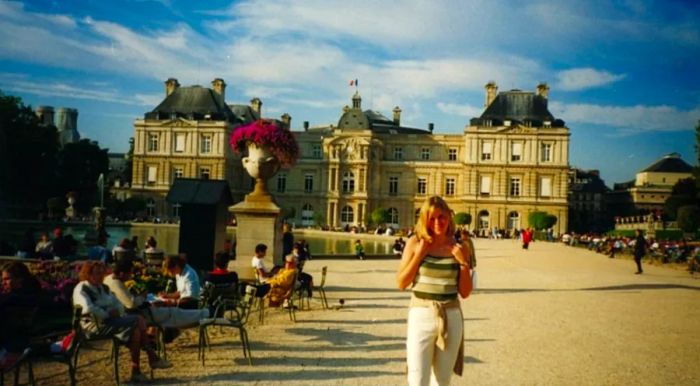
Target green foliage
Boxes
[454,212,472,226]
[545,214,558,228]
[312,212,324,227]
[677,205,700,233]
[664,178,698,220]
[528,211,546,230]
[370,207,390,225]
[56,139,110,213]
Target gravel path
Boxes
[31,239,700,385]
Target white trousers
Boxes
[406,306,463,386]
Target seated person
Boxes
[143,237,164,255]
[104,260,207,328]
[207,251,269,300]
[34,232,53,260]
[289,244,313,298]
[72,261,171,383]
[251,243,280,283]
[392,238,404,257]
[1,262,47,357]
[112,238,134,263]
[160,254,200,309]
[267,255,298,307]
[87,235,112,263]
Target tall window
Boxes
[330,168,337,191]
[172,203,181,218]
[388,207,399,225]
[510,177,521,196]
[421,148,431,160]
[417,177,427,195]
[394,147,403,160]
[301,204,314,226]
[541,177,552,197]
[277,173,286,193]
[508,211,520,230]
[173,167,184,180]
[146,198,156,217]
[146,166,157,185]
[148,134,159,152]
[342,171,355,193]
[340,206,354,223]
[389,177,399,196]
[511,142,522,161]
[481,142,492,161]
[304,173,314,193]
[174,133,185,152]
[200,167,210,180]
[480,175,491,195]
[359,169,365,192]
[445,178,455,196]
[200,135,212,154]
[312,144,322,158]
[448,148,457,161]
[541,143,552,162]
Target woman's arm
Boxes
[396,237,428,290]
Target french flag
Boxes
[349,78,359,86]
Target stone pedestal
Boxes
[230,193,283,281]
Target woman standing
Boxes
[397,196,472,386]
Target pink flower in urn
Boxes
[229,119,300,168]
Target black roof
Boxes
[145,86,243,123]
[641,153,693,173]
[470,90,565,127]
[166,178,233,205]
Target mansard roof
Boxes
[641,153,693,173]
[470,89,565,127]
[145,86,243,123]
[228,104,260,124]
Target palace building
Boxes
[131,79,570,234]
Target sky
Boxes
[0,0,698,186]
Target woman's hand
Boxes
[452,243,470,268]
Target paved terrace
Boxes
[32,239,700,385]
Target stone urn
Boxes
[242,142,280,199]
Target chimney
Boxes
[250,97,262,117]
[303,121,309,131]
[484,81,498,108]
[352,91,361,109]
[164,78,180,97]
[392,106,402,125]
[211,78,226,100]
[536,82,549,99]
[281,113,291,129]
[428,123,434,133]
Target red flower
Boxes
[229,119,300,167]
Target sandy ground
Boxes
[27,239,700,385]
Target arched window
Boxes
[508,211,520,230]
[478,210,490,231]
[301,204,314,226]
[340,206,354,223]
[388,207,399,226]
[342,171,355,193]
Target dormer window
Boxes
[484,119,492,127]
[543,120,552,128]
[504,120,511,127]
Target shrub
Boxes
[677,205,700,234]
[454,212,472,227]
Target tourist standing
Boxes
[397,196,472,386]
[354,239,365,260]
[633,229,646,274]
[522,227,533,250]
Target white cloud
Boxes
[436,102,484,118]
[556,68,626,91]
[549,101,700,133]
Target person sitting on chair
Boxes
[160,254,200,309]
[267,255,298,308]
[251,244,280,283]
[208,251,270,299]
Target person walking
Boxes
[522,227,533,250]
[397,196,473,386]
[633,229,646,274]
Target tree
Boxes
[544,214,558,229]
[55,139,110,214]
[370,207,391,226]
[312,212,324,228]
[528,211,550,230]
[664,178,699,220]
[0,90,60,208]
[677,205,700,233]
[454,212,472,227]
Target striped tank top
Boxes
[412,255,460,301]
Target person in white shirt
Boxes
[251,243,280,283]
[104,259,208,328]
[160,254,200,309]
[72,261,171,383]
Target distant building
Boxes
[568,168,610,233]
[35,106,80,146]
[607,153,693,216]
[130,80,571,234]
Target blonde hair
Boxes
[414,196,456,243]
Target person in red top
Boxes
[522,227,533,250]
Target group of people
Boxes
[252,242,313,308]
[10,227,79,260]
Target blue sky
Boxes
[0,0,698,185]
